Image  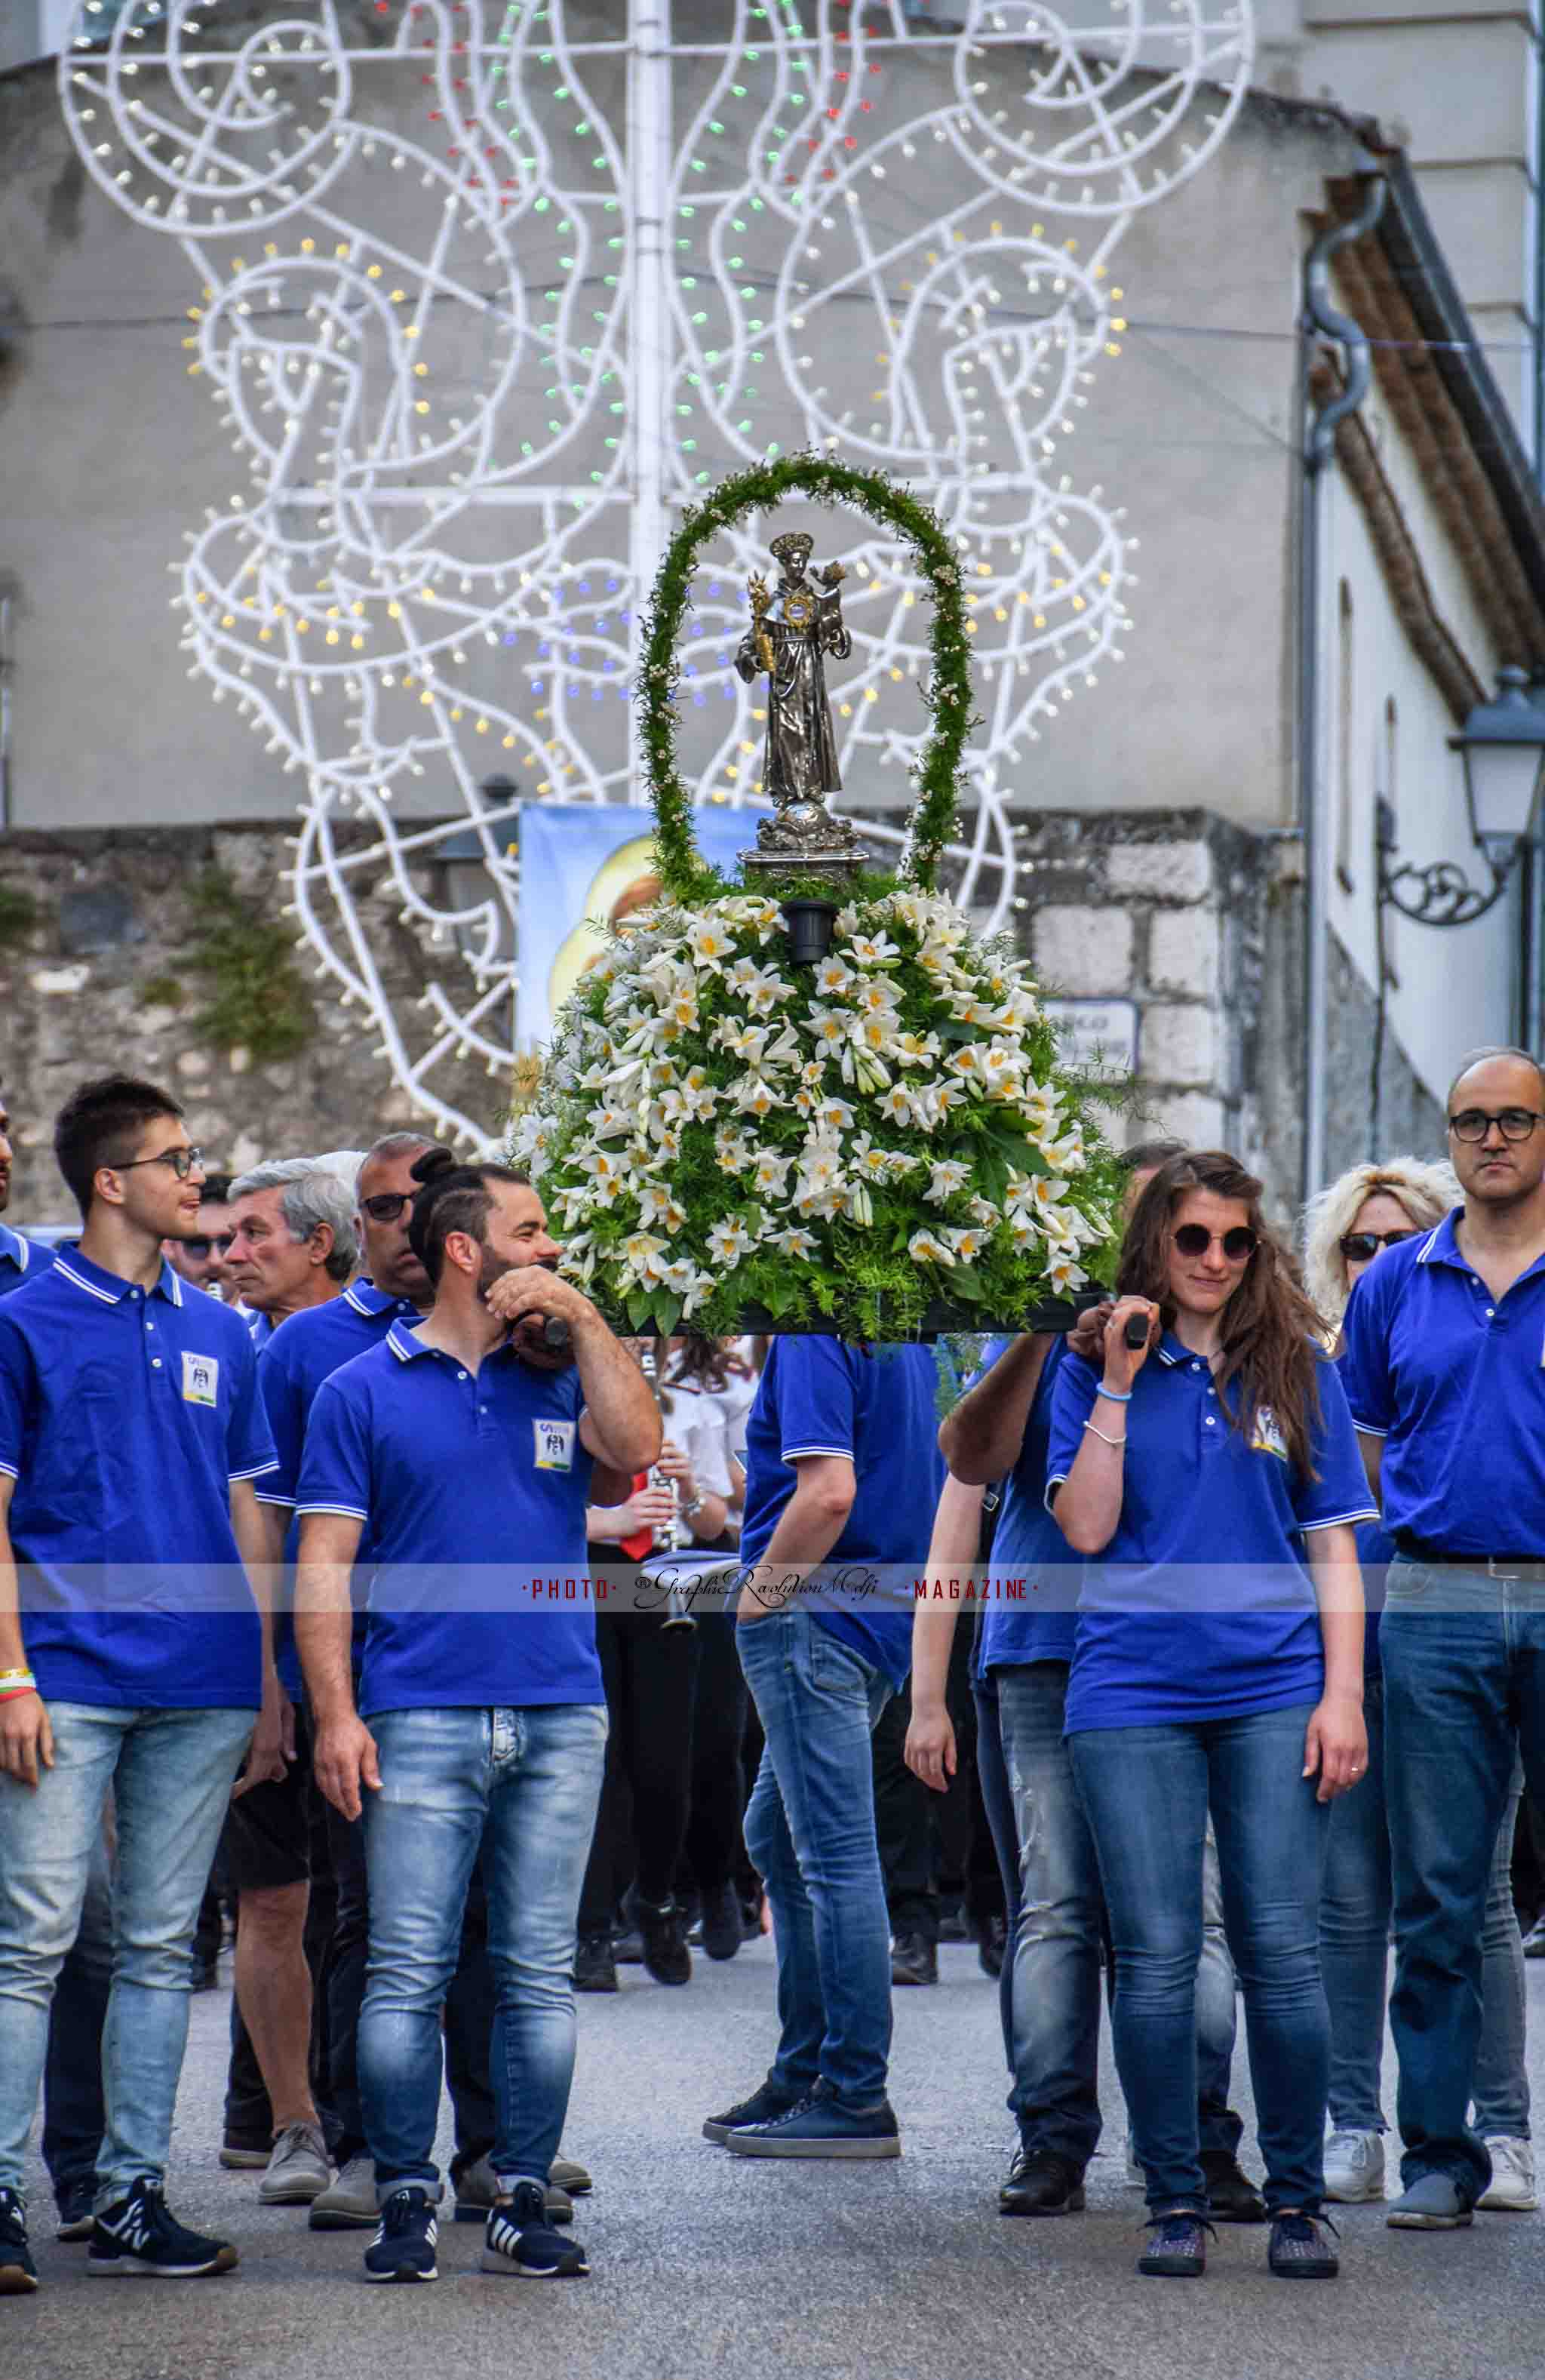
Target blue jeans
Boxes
[1381,1559,1545,2201]
[1070,1705,1328,2214]
[41,1819,114,2212]
[1321,1678,1528,2138]
[737,1613,893,2108]
[358,1702,606,2194]
[996,1662,1240,2169]
[0,1701,253,2206]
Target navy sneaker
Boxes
[55,2183,97,2243]
[724,2084,901,2160]
[1268,2209,1340,2279]
[480,2180,589,2279]
[703,2078,800,2145]
[1138,2209,1215,2278]
[0,2189,38,2295]
[88,2177,238,2277]
[363,2187,438,2285]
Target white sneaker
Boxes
[1477,2136,1537,2212]
[1323,2127,1385,2203]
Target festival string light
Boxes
[60,0,1253,1148]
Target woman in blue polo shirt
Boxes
[1047,1150,1375,2283]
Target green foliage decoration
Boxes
[639,451,974,902]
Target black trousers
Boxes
[681,1611,750,1896]
[873,1620,1006,1942]
[579,1610,699,1932]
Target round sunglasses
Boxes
[1171,1223,1258,1262]
[1339,1228,1418,1262]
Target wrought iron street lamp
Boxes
[1378,669,1545,926]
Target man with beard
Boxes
[294,1149,659,2285]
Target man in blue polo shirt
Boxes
[0,1087,58,1302]
[0,1075,281,2295]
[294,1148,658,2286]
[1342,1044,1545,2231]
[704,1336,945,2162]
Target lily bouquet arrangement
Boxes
[511,878,1122,1340]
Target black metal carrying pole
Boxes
[604,1287,1110,1342]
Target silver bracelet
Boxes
[1083,1419,1127,1449]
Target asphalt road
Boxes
[12,1936,1545,2380]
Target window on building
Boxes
[1335,581,1356,893]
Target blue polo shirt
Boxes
[0,1225,58,1300]
[0,1246,277,1708]
[966,1334,1082,1674]
[295,1321,600,1720]
[1046,1336,1376,1732]
[256,1281,424,1694]
[739,1337,947,1689]
[1341,1211,1545,1556]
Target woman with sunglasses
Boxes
[1046,1151,1377,2281]
[1301,1160,1532,2212]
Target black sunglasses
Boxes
[360,1192,412,1223]
[183,1232,237,1260]
[1340,1228,1418,1262]
[1172,1223,1258,1262]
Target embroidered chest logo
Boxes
[181,1352,220,1407]
[1250,1406,1289,1462]
[533,1417,576,1472]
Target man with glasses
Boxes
[161,1170,238,1299]
[1342,1045,1545,2231]
[0,1076,283,2292]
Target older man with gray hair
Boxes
[223,1155,364,1348]
[217,1152,364,2201]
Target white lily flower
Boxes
[849,931,901,967]
[908,1229,956,1267]
[812,955,855,998]
[769,1226,818,1259]
[926,1160,972,1204]
[706,1216,756,1268]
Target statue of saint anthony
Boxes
[735,531,857,854]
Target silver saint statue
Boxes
[736,529,865,879]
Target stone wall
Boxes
[0,823,496,1225]
[0,808,1439,1234]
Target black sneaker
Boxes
[699,1880,743,1963]
[480,2180,588,2279]
[1137,2209,1214,2278]
[363,2187,438,2284]
[1268,2209,1340,2279]
[1200,2148,1267,2223]
[573,1933,619,1993]
[703,2079,800,2144]
[0,2190,38,2295]
[637,1896,692,1986]
[88,2177,238,2277]
[890,1932,937,1987]
[999,2147,1086,2217]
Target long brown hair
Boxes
[1117,1151,1328,1476]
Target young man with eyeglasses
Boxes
[0,1076,283,2293]
[1341,1045,1545,2231]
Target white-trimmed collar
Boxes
[0,1222,32,1272]
[54,1249,185,1307]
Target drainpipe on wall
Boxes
[1299,174,1388,1203]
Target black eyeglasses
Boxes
[182,1232,236,1260]
[360,1191,411,1223]
[1340,1229,1418,1262]
[1447,1108,1545,1144]
[113,1145,204,1181]
[1172,1223,1258,1262]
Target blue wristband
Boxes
[1096,1385,1133,1404]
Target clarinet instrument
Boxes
[637,1343,696,1632]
